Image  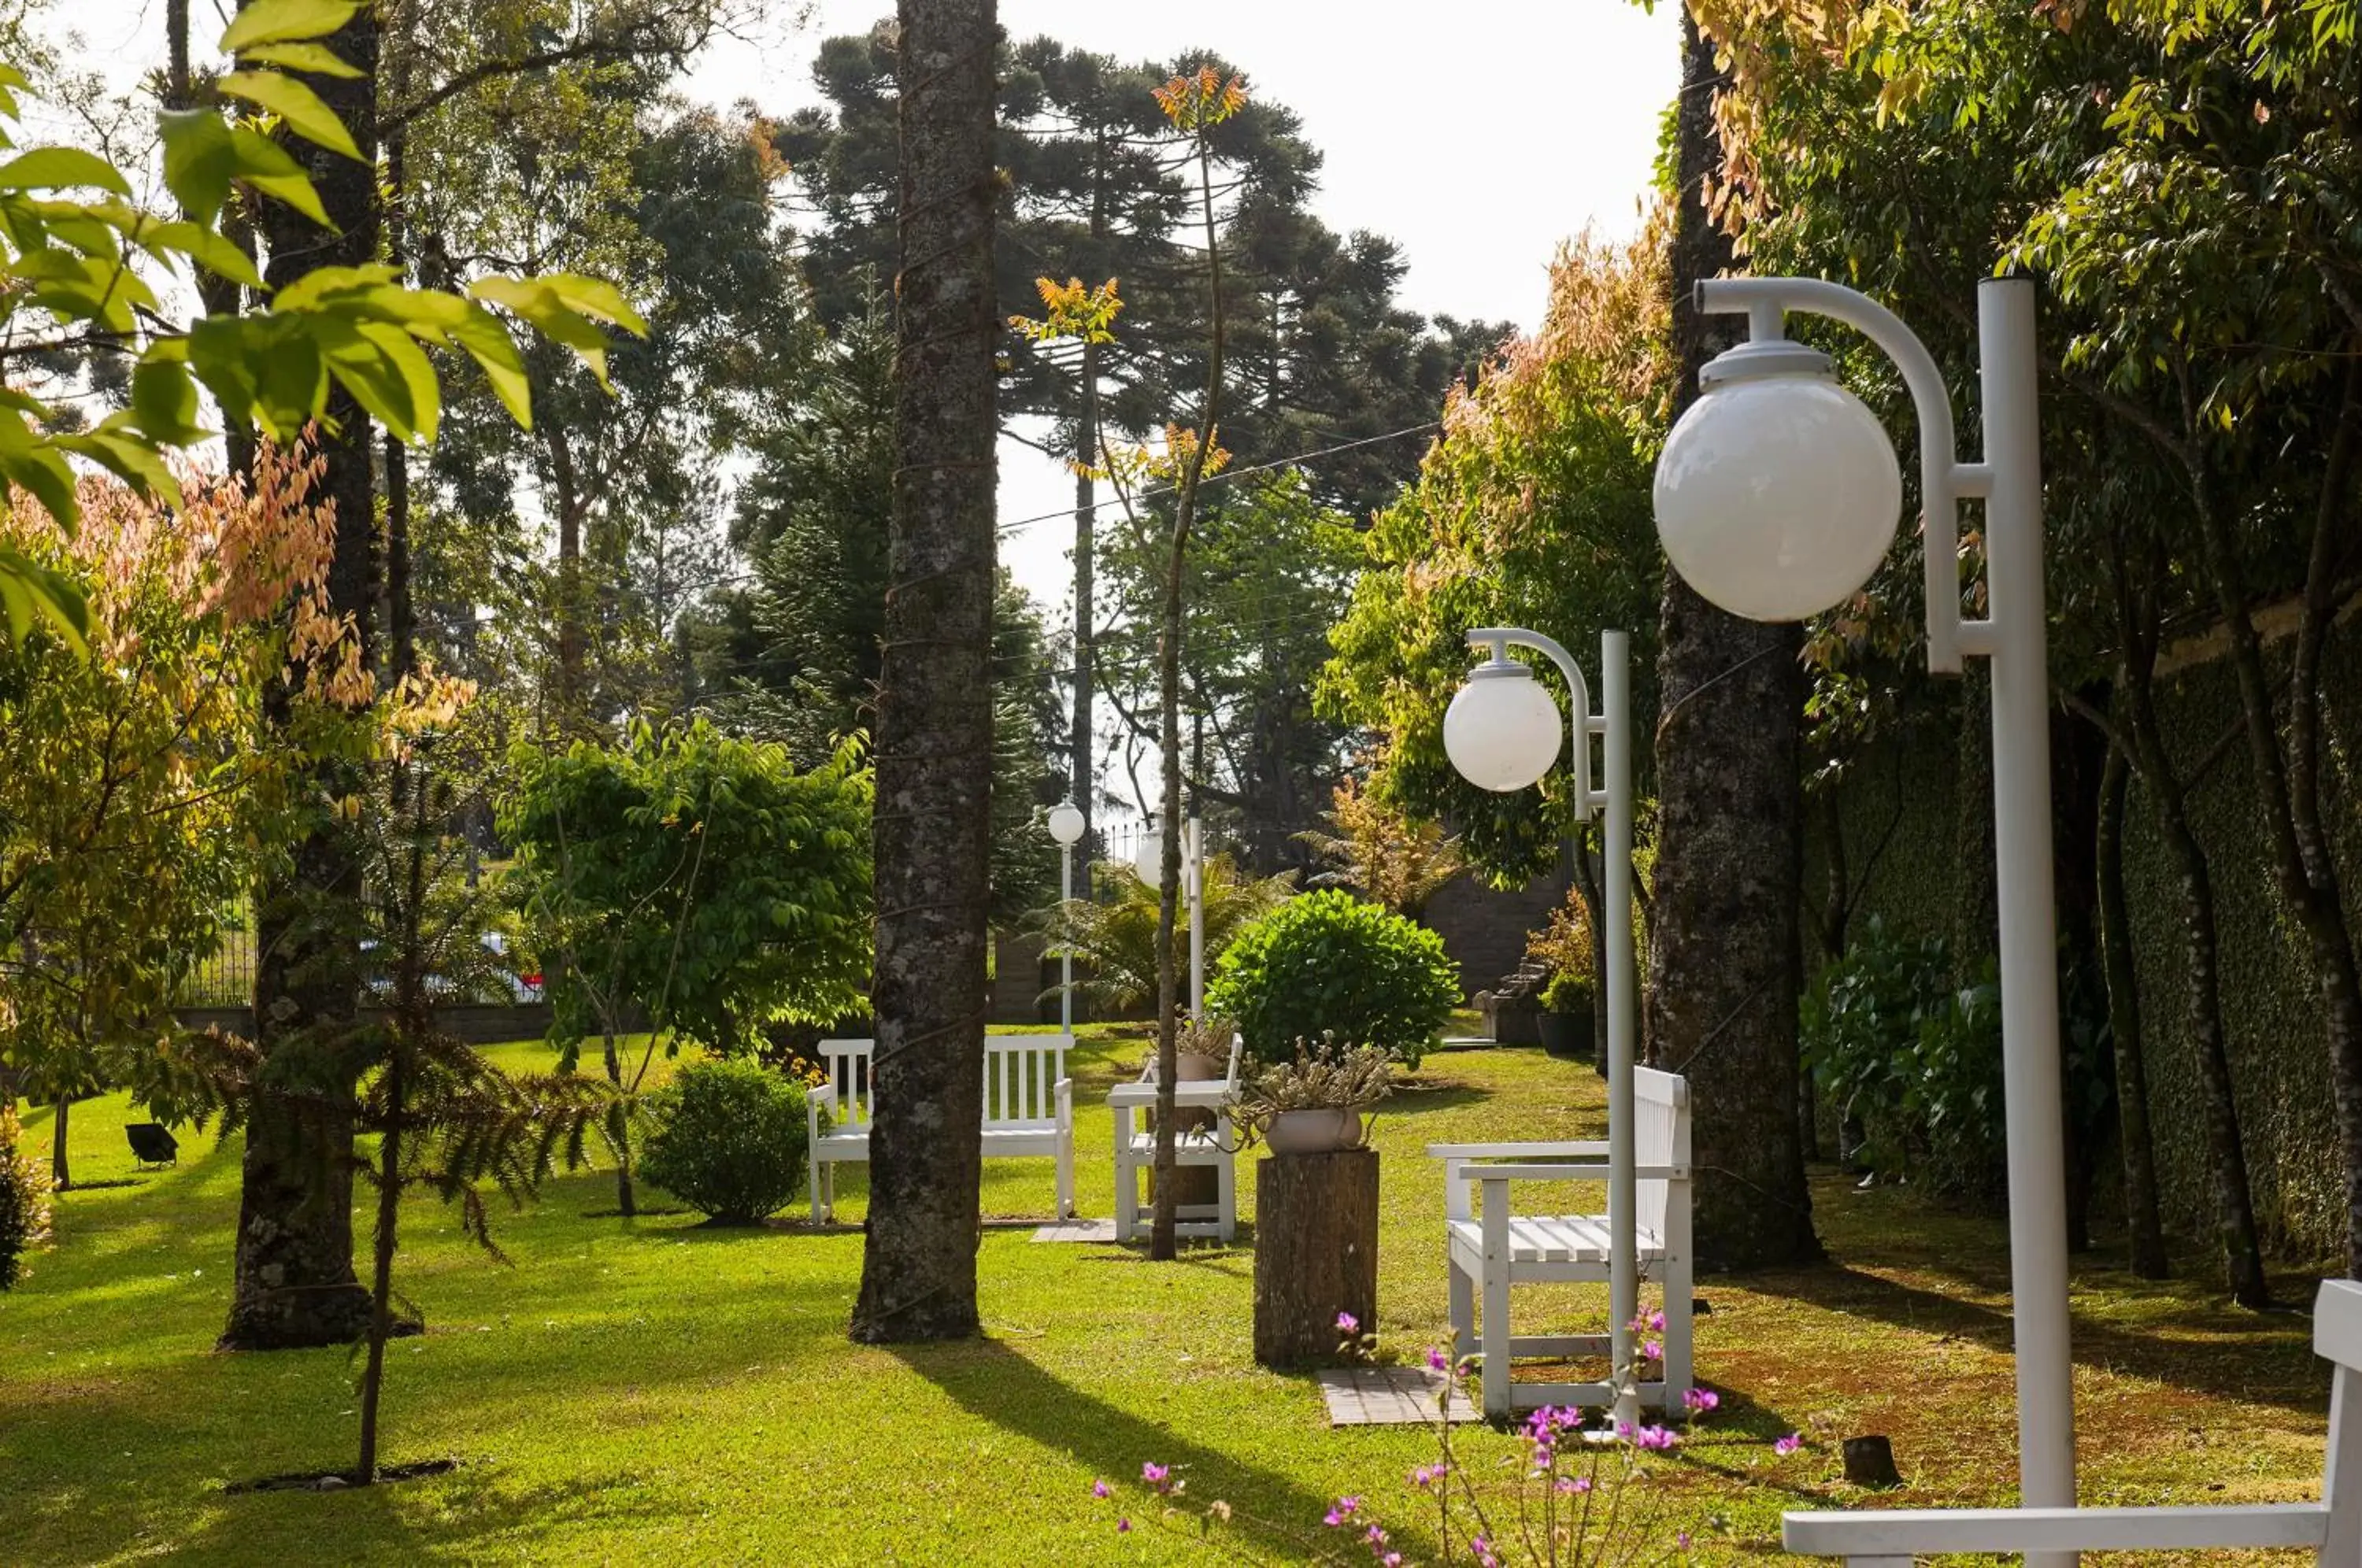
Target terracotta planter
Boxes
[1264,1108,1365,1156]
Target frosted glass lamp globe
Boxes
[1443,668,1564,793]
[1652,368,1903,623]
[1046,801,1086,846]
[1133,819,1164,886]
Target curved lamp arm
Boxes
[1694,276,1988,675]
[1466,626,1607,816]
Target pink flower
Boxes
[1683,1388,1720,1413]
[1775,1433,1805,1456]
[1142,1461,1170,1493]
[1678,1530,1693,1549]
[1409,1463,1449,1489]
[1091,1479,1110,1499]
[1556,1474,1593,1495]
[1364,1522,1388,1545]
[1336,1311,1359,1333]
[1117,1518,1131,1533]
[1425,1346,1449,1373]
[1632,1424,1679,1451]
[1649,1308,1667,1332]
[1643,1338,1664,1361]
[1321,1495,1362,1526]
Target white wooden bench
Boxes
[1110,1034,1241,1244]
[1783,1275,2362,1563]
[1429,1065,1693,1418]
[806,1034,1075,1223]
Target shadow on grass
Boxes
[1763,1259,2323,1415]
[893,1337,1361,1561]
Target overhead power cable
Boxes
[993,420,1442,536]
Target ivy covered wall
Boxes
[1804,617,2362,1263]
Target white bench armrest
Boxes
[810,1083,837,1114]
[1427,1140,1610,1160]
[1783,1504,2331,1557]
[1109,1080,1231,1109]
[1462,1163,1688,1183]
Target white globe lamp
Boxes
[1443,665,1564,793]
[1652,346,1903,623]
[1133,818,1164,886]
[1046,801,1086,847]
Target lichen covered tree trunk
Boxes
[224,4,382,1352]
[2095,734,2169,1279]
[1646,6,1820,1269]
[850,0,998,1344]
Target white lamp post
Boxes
[1654,276,2073,1552]
[1046,801,1087,1035]
[1132,814,1206,1018]
[1444,627,1638,1433]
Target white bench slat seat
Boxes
[1429,1065,1694,1419]
[806,1035,1075,1223]
[1110,1034,1241,1244]
[1783,1274,2362,1563]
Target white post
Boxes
[1060,840,1075,1037]
[1979,276,2076,1555]
[1187,816,1205,1019]
[1601,630,1638,1433]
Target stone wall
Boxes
[1421,869,1572,1000]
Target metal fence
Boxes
[176,911,256,1009]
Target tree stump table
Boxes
[1253,1148,1379,1367]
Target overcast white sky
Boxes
[58,0,1678,617]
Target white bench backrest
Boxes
[1635,1067,1690,1238]
[818,1038,876,1132]
[983,1034,1068,1129]
[818,1036,1070,1132]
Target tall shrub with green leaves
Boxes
[0,1105,51,1291]
[1209,889,1459,1068]
[501,720,871,1214]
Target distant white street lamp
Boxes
[1445,627,1638,1432]
[1046,801,1087,1035]
[1133,814,1207,1018]
[1653,276,2073,1556]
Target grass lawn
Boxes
[0,1027,2332,1565]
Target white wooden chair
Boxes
[806,1034,1075,1223]
[1783,1275,2362,1563]
[1110,1034,1242,1244]
[1428,1065,1693,1419]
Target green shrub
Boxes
[0,1107,54,1291]
[639,1059,813,1224]
[1801,919,2005,1199]
[1209,889,1460,1067]
[1538,970,1594,1016]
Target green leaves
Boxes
[218,70,363,161]
[0,546,87,653]
[469,275,648,392]
[0,147,131,196]
[219,0,361,54]
[156,113,325,228]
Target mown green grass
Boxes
[0,1029,2331,1565]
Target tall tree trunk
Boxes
[1646,4,1819,1268]
[2182,363,2362,1277]
[850,0,998,1344]
[2116,556,2270,1307]
[2096,727,2169,1278]
[225,3,382,1352]
[604,1032,635,1218]
[548,423,589,725]
[49,1095,67,1190]
[1072,368,1097,830]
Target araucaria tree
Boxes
[851,0,1001,1344]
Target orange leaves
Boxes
[1153,67,1250,134]
[1009,275,1123,346]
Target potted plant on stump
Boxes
[1229,1041,1395,1366]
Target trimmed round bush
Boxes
[639,1058,812,1224]
[1208,889,1460,1067]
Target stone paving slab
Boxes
[1031,1218,1120,1244]
[1318,1366,1477,1426]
